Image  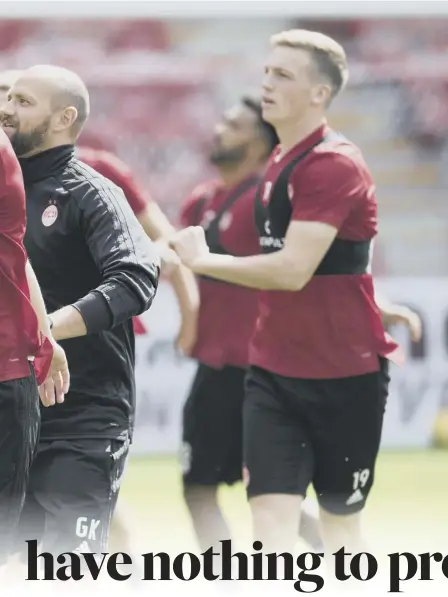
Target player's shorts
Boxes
[181,363,246,487]
[243,357,390,515]
[0,365,40,564]
[14,434,130,558]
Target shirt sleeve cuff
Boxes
[72,292,112,334]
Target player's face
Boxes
[261,45,330,125]
[0,75,54,157]
[209,104,259,166]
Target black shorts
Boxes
[243,358,390,515]
[181,363,246,487]
[14,434,130,558]
[0,366,40,564]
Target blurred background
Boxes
[2,1,448,565]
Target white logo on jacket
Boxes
[41,204,58,227]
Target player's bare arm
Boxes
[376,293,422,342]
[171,219,337,292]
[138,202,200,312]
[48,304,88,341]
[138,202,200,356]
[138,205,181,272]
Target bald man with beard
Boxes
[0,69,198,350]
[0,65,160,560]
[0,69,199,571]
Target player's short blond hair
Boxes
[270,29,349,102]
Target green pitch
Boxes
[119,449,447,557]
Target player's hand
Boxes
[153,239,181,276]
[169,227,209,269]
[400,308,422,343]
[384,307,422,343]
[38,342,70,407]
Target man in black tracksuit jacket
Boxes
[1,65,160,556]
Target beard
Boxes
[7,117,50,157]
[208,144,247,166]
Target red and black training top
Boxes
[0,129,52,384]
[181,174,261,369]
[251,124,400,380]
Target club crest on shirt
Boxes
[262,181,272,204]
[218,212,233,231]
[42,199,58,227]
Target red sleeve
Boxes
[90,152,150,217]
[0,133,26,234]
[290,152,367,229]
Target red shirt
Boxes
[0,130,53,384]
[181,176,260,369]
[76,147,149,216]
[250,124,399,379]
[77,146,149,335]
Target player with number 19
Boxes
[171,29,401,556]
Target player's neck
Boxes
[21,138,75,158]
[218,163,260,189]
[276,114,327,158]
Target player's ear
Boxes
[311,83,331,107]
[54,106,78,132]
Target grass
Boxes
[119,449,448,557]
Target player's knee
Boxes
[251,494,301,527]
[183,483,219,514]
[299,501,323,551]
[250,494,302,550]
[319,508,363,552]
[301,496,320,519]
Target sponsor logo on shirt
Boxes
[259,219,284,249]
[259,235,284,249]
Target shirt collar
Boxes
[273,123,329,164]
[19,144,75,184]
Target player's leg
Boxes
[182,364,245,553]
[12,490,46,580]
[311,357,390,555]
[299,497,323,551]
[243,366,314,553]
[0,366,40,572]
[108,500,136,553]
[29,436,130,558]
[106,498,147,587]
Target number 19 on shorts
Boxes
[353,469,370,490]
